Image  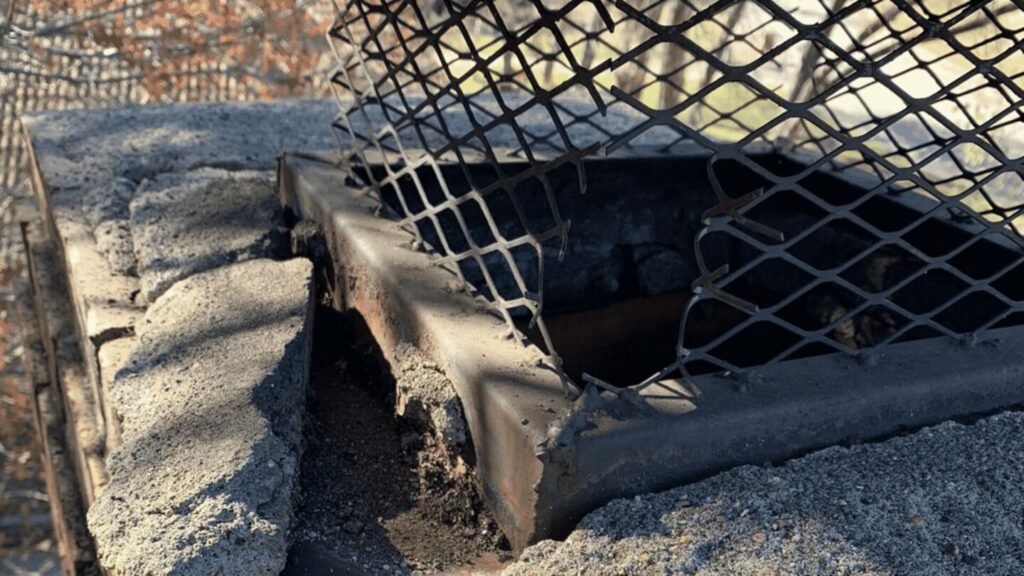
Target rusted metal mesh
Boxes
[328,0,1024,395]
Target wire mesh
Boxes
[328,0,1024,396]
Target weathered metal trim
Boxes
[279,152,568,549]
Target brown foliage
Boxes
[26,0,333,100]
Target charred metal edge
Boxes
[278,151,570,549]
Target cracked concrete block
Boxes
[20,98,335,344]
[130,169,284,302]
[50,211,144,345]
[394,343,467,451]
[96,336,136,454]
[42,210,143,452]
[88,258,313,576]
[81,177,138,276]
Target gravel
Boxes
[505,412,1024,576]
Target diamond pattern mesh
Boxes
[328,0,1024,396]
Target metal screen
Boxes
[328,0,1024,396]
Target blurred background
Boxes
[0,1,335,571]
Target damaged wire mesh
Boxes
[328,0,1024,397]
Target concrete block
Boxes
[506,412,1024,576]
[20,100,336,196]
[81,177,137,276]
[56,360,109,505]
[18,102,329,575]
[130,168,283,302]
[18,101,336,441]
[96,336,136,454]
[88,258,314,576]
[48,209,143,346]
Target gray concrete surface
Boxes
[96,336,135,454]
[88,258,313,576]
[18,104,337,513]
[81,177,137,276]
[505,411,1024,576]
[20,99,335,351]
[22,101,329,575]
[22,99,334,274]
[131,168,284,302]
[22,100,336,198]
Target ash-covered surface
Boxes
[21,100,336,192]
[287,308,511,575]
[131,168,285,302]
[505,412,1024,576]
[21,100,335,276]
